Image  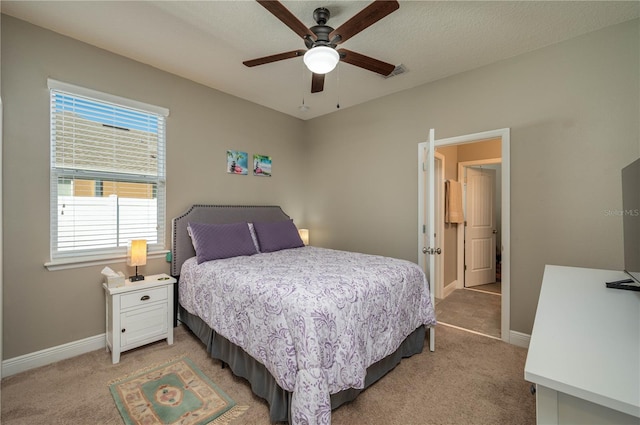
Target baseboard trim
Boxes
[443,280,458,298]
[438,320,531,348]
[2,333,106,378]
[509,330,531,348]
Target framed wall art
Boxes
[253,154,272,177]
[227,150,248,175]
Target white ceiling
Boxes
[2,1,638,120]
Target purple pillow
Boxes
[253,219,304,253]
[187,222,257,264]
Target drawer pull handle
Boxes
[121,328,126,333]
[141,295,151,301]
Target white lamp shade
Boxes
[127,239,147,266]
[303,46,339,74]
[298,229,309,245]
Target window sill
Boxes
[44,250,170,271]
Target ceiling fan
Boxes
[243,0,399,94]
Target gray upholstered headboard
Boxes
[171,205,291,276]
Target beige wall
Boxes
[305,19,640,334]
[1,16,306,359]
[2,14,639,358]
[457,138,501,162]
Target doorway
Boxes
[458,159,502,291]
[444,159,502,339]
[418,128,510,343]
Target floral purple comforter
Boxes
[179,246,436,425]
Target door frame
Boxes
[434,152,445,299]
[457,159,502,289]
[418,128,510,343]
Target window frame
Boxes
[46,79,169,270]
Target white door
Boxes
[427,129,437,290]
[418,128,437,351]
[420,144,445,299]
[464,167,496,287]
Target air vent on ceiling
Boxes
[384,64,408,79]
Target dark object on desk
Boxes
[621,158,640,285]
[606,279,640,291]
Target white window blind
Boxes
[48,80,168,263]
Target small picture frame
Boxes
[227,150,248,175]
[253,154,272,177]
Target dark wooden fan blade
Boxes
[338,49,395,76]
[329,0,399,45]
[311,73,325,93]
[243,50,306,67]
[257,0,316,40]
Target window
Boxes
[48,80,169,266]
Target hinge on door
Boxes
[422,225,426,233]
[422,162,426,171]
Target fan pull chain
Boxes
[336,62,341,109]
[299,61,309,112]
[301,62,305,106]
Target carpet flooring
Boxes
[436,289,501,338]
[1,324,535,425]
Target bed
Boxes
[171,205,436,424]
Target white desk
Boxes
[525,265,640,424]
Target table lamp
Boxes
[298,229,309,246]
[127,239,147,282]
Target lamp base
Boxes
[129,274,145,282]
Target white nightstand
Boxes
[103,273,176,364]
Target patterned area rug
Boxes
[109,355,247,425]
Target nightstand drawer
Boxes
[120,286,168,309]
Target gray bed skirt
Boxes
[179,305,426,423]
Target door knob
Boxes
[422,247,428,254]
[436,248,442,254]
[493,229,497,234]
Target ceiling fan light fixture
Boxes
[303,46,339,74]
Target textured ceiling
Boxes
[2,1,638,120]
